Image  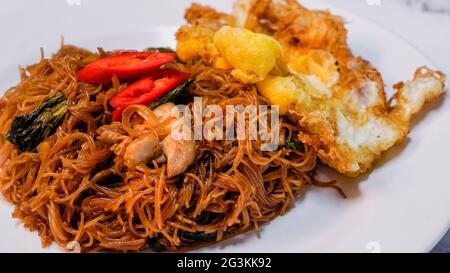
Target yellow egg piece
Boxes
[288,49,339,87]
[213,26,284,84]
[214,57,232,70]
[257,76,303,115]
[176,26,219,62]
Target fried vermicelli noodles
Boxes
[0,45,321,252]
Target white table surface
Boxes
[326,0,450,253]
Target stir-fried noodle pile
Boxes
[0,46,340,252]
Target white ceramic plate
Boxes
[0,0,449,253]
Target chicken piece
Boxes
[124,133,162,169]
[154,103,197,178]
[152,102,183,138]
[152,102,181,121]
[162,136,197,178]
[97,125,128,145]
[97,103,197,175]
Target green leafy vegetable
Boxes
[8,92,67,152]
[148,78,194,109]
[180,231,217,243]
[96,174,123,188]
[144,47,175,53]
[285,139,305,152]
[148,236,173,252]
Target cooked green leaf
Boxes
[144,47,175,53]
[96,174,123,188]
[8,92,67,152]
[180,231,217,243]
[285,139,305,152]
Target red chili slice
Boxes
[111,107,125,122]
[110,78,155,108]
[77,51,176,84]
[110,69,191,121]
